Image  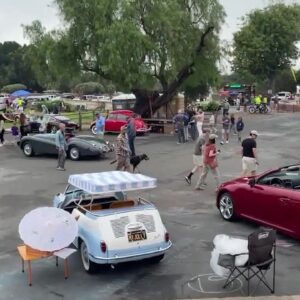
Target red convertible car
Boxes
[216,164,300,239]
[90,110,150,134]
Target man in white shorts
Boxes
[220,113,230,144]
[184,130,209,185]
[241,130,258,176]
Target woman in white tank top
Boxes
[195,109,204,136]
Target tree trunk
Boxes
[133,67,193,117]
[133,26,214,118]
[268,76,275,93]
[132,89,159,117]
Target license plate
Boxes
[127,230,147,242]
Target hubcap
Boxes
[24,144,32,156]
[92,126,97,135]
[81,242,90,270]
[220,195,233,219]
[70,148,79,160]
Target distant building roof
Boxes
[112,93,136,100]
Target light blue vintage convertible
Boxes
[53,171,172,272]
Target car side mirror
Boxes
[53,193,65,208]
[248,178,256,187]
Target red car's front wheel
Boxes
[219,193,235,221]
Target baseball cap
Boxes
[250,130,259,136]
[209,133,218,139]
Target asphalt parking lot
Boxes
[1,112,300,300]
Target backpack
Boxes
[236,121,244,131]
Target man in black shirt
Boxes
[241,130,258,176]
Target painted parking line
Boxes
[183,273,243,296]
[276,240,294,248]
[0,167,27,182]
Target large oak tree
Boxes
[25,0,225,116]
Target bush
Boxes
[34,100,62,112]
[104,83,116,94]
[32,100,81,113]
[198,100,221,112]
[1,83,27,93]
[64,103,76,112]
[73,82,104,95]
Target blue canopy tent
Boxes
[10,90,31,97]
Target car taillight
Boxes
[165,232,170,243]
[100,241,107,253]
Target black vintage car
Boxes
[19,134,112,160]
[28,114,79,137]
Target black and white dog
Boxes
[110,154,149,173]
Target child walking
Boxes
[236,117,245,142]
[11,122,19,142]
[230,113,237,134]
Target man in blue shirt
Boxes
[55,123,67,171]
[95,112,105,139]
[173,110,188,144]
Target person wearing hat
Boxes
[115,125,131,171]
[195,133,220,190]
[241,130,259,176]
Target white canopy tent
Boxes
[68,171,157,194]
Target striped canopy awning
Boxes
[68,171,157,194]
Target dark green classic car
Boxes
[19,134,114,161]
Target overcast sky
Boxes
[0,0,300,70]
[2,0,300,43]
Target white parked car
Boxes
[53,171,172,273]
[272,91,291,102]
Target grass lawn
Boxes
[2,110,96,130]
[4,123,12,130]
[62,111,95,124]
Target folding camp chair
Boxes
[218,228,276,296]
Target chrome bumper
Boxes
[137,127,151,133]
[90,242,172,264]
